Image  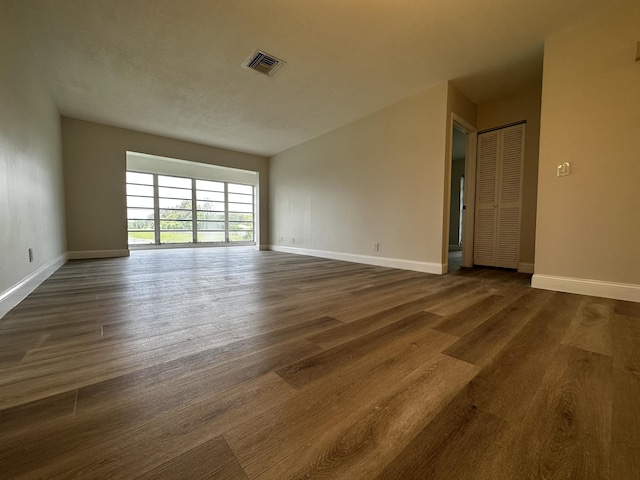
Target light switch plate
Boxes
[557,162,570,177]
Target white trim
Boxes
[67,249,130,259]
[532,274,640,303]
[258,244,270,251]
[462,130,477,268]
[270,245,445,274]
[0,253,67,320]
[518,262,534,274]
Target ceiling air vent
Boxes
[242,49,285,77]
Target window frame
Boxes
[126,171,256,247]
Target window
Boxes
[126,172,156,245]
[158,175,193,244]
[126,171,255,246]
[227,183,255,242]
[196,180,226,243]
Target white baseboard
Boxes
[532,274,640,302]
[67,249,130,260]
[0,253,68,320]
[518,262,535,274]
[269,245,445,274]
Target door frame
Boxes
[444,113,477,271]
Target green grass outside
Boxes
[128,231,253,244]
[128,231,192,244]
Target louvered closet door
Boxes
[495,124,525,268]
[474,124,525,269]
[473,131,499,266]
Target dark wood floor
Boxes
[0,248,638,479]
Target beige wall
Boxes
[477,84,542,268]
[270,83,450,270]
[447,83,478,129]
[62,118,269,253]
[535,3,640,286]
[0,2,66,296]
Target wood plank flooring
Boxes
[0,247,638,479]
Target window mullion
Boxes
[153,174,160,245]
[224,182,229,243]
[192,178,197,244]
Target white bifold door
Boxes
[473,123,525,269]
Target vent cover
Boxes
[243,49,285,77]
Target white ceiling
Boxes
[15,0,627,157]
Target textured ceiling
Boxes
[15,0,628,156]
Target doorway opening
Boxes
[448,126,467,272]
[444,114,477,273]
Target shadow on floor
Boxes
[447,250,532,285]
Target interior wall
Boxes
[127,153,259,186]
[0,2,66,298]
[477,84,542,269]
[269,83,450,271]
[447,83,478,129]
[534,2,640,287]
[62,118,269,254]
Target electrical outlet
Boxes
[292,237,295,244]
[28,248,34,262]
[373,242,379,252]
